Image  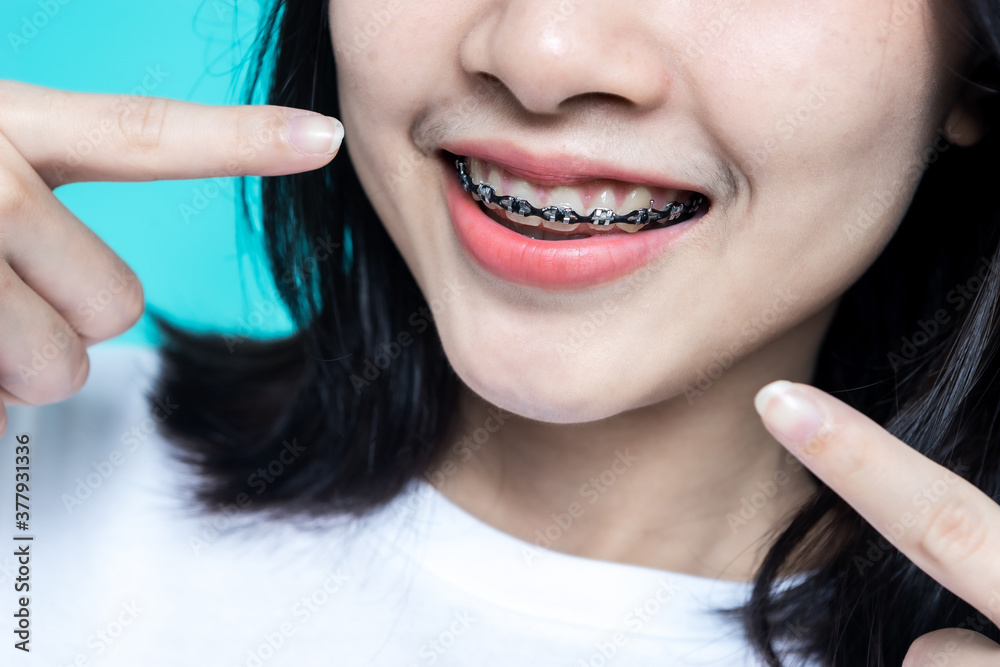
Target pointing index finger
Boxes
[754,380,1000,626]
[0,81,344,187]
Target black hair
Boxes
[151,1,1000,664]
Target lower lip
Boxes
[444,161,704,290]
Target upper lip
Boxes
[440,140,709,199]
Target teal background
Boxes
[0,0,295,346]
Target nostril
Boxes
[477,72,502,86]
[560,91,633,110]
[475,72,509,96]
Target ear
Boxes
[943,91,986,146]
[942,62,995,147]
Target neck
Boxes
[428,302,838,582]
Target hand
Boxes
[0,80,344,433]
[754,380,1000,665]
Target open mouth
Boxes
[449,153,709,241]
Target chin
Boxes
[440,328,650,425]
[463,371,628,425]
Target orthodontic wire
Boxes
[455,157,707,227]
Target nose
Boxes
[459,1,673,114]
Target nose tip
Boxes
[460,3,673,115]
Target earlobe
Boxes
[942,62,996,147]
[942,99,985,147]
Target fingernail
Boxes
[287,114,344,156]
[754,380,823,444]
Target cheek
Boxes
[708,10,937,169]
[330,1,457,123]
[329,2,427,177]
[328,1,464,281]
[686,1,947,283]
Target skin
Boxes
[0,0,994,660]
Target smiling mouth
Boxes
[451,155,709,240]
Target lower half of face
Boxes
[330,0,967,423]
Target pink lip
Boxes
[444,158,704,290]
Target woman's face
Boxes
[329,0,975,423]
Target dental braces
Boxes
[455,157,707,226]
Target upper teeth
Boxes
[455,157,705,232]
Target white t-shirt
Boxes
[0,344,819,667]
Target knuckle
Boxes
[917,493,989,567]
[117,96,169,154]
[0,265,17,298]
[114,279,146,331]
[801,418,863,472]
[0,80,28,129]
[0,170,31,220]
[67,350,90,395]
[832,424,870,477]
[83,271,144,339]
[232,109,283,166]
[14,323,85,405]
[46,347,87,403]
[0,80,12,111]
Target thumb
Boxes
[0,80,344,187]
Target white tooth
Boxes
[487,164,502,189]
[469,158,484,184]
[615,222,648,234]
[590,188,617,212]
[544,187,587,215]
[536,186,584,232]
[506,178,536,202]
[620,186,654,214]
[501,178,541,226]
[586,223,617,233]
[479,163,503,210]
[503,210,541,227]
[659,189,683,210]
[541,220,580,232]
